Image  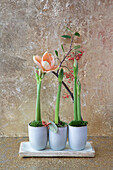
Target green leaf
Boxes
[74,32,80,37]
[61,44,64,52]
[66,27,73,32]
[58,68,64,82]
[76,50,82,54]
[55,50,58,56]
[48,120,58,133]
[61,35,71,39]
[74,45,80,50]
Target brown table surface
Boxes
[0,136,112,170]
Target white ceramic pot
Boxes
[68,125,87,150]
[28,124,47,150]
[49,126,67,150]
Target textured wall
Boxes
[0,0,113,137]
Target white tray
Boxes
[19,141,95,157]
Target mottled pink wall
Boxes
[0,0,113,136]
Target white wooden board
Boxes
[19,141,95,157]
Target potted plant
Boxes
[68,59,88,150]
[28,27,85,151]
[49,68,68,150]
[28,52,58,150]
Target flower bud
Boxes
[73,59,78,78]
[58,68,64,82]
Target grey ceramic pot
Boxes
[49,126,67,150]
[68,125,87,150]
[28,124,47,150]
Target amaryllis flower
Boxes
[33,52,58,73]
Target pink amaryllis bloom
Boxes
[33,52,58,73]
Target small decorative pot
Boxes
[49,126,67,150]
[68,125,87,150]
[28,124,47,150]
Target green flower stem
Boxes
[55,82,62,124]
[74,77,77,121]
[35,80,41,121]
[77,81,81,121]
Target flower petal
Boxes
[42,52,54,66]
[50,55,55,66]
[33,56,42,68]
[41,61,51,70]
[45,65,59,73]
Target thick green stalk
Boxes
[35,80,41,121]
[55,82,62,124]
[74,77,77,121]
[77,81,81,121]
[73,59,78,121]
